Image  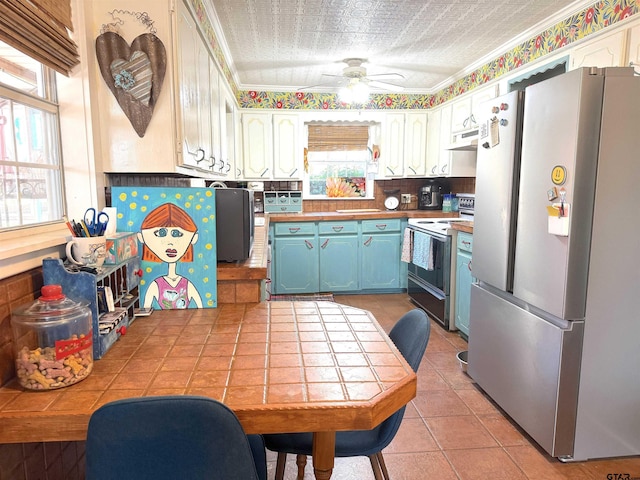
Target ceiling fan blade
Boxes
[298,82,342,91]
[368,80,404,92]
[366,72,406,79]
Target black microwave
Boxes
[215,188,254,262]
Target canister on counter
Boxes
[11,285,93,391]
[443,193,456,213]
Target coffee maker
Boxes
[418,180,445,210]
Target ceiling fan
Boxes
[301,58,405,102]
[323,58,405,92]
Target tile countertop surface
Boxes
[0,301,416,446]
[267,209,458,222]
[450,221,474,234]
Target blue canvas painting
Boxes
[112,186,217,309]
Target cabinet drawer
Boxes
[274,222,316,236]
[361,219,402,233]
[264,192,277,205]
[318,221,358,235]
[457,232,473,252]
[289,192,302,205]
[277,193,290,204]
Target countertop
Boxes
[0,301,415,444]
[267,209,458,223]
[450,221,474,234]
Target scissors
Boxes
[84,208,109,236]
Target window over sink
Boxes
[303,122,378,200]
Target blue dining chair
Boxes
[264,308,431,480]
[86,395,267,480]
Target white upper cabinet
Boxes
[380,112,428,177]
[433,104,476,178]
[438,105,454,176]
[450,96,473,133]
[380,113,405,177]
[450,85,497,134]
[241,112,301,180]
[404,113,428,177]
[273,113,301,179]
[628,24,640,68]
[176,3,201,166]
[219,79,237,178]
[471,87,497,123]
[242,112,273,179]
[425,108,442,177]
[571,30,627,69]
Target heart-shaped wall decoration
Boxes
[95,32,166,137]
[110,50,152,106]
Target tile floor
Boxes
[266,293,640,480]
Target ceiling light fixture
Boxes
[339,79,370,104]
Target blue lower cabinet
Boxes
[273,236,319,294]
[318,221,359,292]
[360,232,403,290]
[272,222,318,294]
[360,219,406,291]
[271,219,407,295]
[455,232,474,337]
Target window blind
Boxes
[0,0,79,76]
[307,124,369,151]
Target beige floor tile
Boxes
[384,417,439,454]
[413,388,472,418]
[446,447,528,480]
[426,415,499,450]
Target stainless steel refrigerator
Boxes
[468,67,640,461]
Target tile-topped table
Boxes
[0,301,417,480]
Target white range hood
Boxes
[447,128,479,151]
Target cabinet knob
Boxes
[117,325,127,336]
[135,269,143,277]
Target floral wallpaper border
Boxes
[189,0,637,110]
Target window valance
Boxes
[0,0,79,76]
[307,124,369,151]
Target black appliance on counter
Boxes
[215,188,254,262]
[418,179,445,210]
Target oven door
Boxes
[408,276,446,328]
[407,229,452,329]
[407,231,451,294]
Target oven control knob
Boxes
[500,103,508,111]
[491,106,499,114]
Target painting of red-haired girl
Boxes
[113,187,217,309]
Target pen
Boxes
[80,220,91,237]
[63,216,77,237]
[71,220,83,237]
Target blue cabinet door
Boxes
[319,234,359,291]
[455,232,474,337]
[360,219,406,291]
[360,232,402,290]
[273,236,319,294]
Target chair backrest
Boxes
[373,309,431,449]
[86,395,261,480]
[389,308,431,373]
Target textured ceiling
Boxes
[207,0,592,93]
